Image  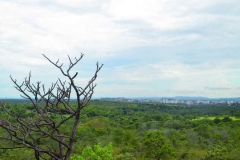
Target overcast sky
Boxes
[0,0,240,98]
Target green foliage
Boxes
[204,146,230,160]
[142,131,176,160]
[116,152,135,160]
[222,116,233,123]
[213,117,221,124]
[2,100,240,159]
[0,148,34,160]
[71,143,113,160]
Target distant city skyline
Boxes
[1,0,240,98]
[99,96,240,105]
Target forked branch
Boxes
[0,54,102,160]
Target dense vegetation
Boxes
[1,100,240,159]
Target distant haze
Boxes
[0,0,240,98]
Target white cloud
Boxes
[104,0,222,31]
[0,0,145,57]
[0,0,240,98]
[97,59,240,97]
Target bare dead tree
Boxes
[0,54,103,160]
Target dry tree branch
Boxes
[0,54,102,160]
